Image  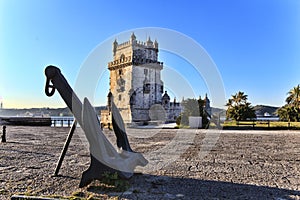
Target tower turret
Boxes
[113,39,118,56]
[162,91,170,109]
[146,37,153,47]
[154,39,158,49]
[204,93,211,116]
[130,32,136,43]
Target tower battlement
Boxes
[109,33,161,71]
[113,33,158,58]
[114,33,158,50]
[115,39,158,50]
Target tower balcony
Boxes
[108,55,132,70]
[108,56,163,70]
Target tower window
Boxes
[143,83,150,93]
[120,54,125,60]
[160,85,163,93]
[119,94,122,101]
[119,69,122,75]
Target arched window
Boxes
[120,54,125,61]
[130,91,136,105]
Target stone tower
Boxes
[107,33,164,123]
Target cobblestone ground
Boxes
[0,126,300,199]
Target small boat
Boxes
[0,116,52,126]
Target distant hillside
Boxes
[253,105,279,116]
[211,107,225,115]
[0,106,107,117]
[0,105,280,118]
[210,105,280,118]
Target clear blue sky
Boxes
[0,0,299,109]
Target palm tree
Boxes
[277,84,300,122]
[231,91,248,106]
[225,99,233,108]
[276,105,288,121]
[286,84,300,108]
[226,91,256,121]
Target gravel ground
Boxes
[1,126,300,199]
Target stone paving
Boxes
[1,126,300,199]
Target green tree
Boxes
[277,84,300,121]
[226,91,256,121]
[286,84,300,107]
[197,97,210,128]
[177,98,209,128]
[179,98,199,126]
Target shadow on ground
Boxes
[222,126,300,130]
[87,173,300,200]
